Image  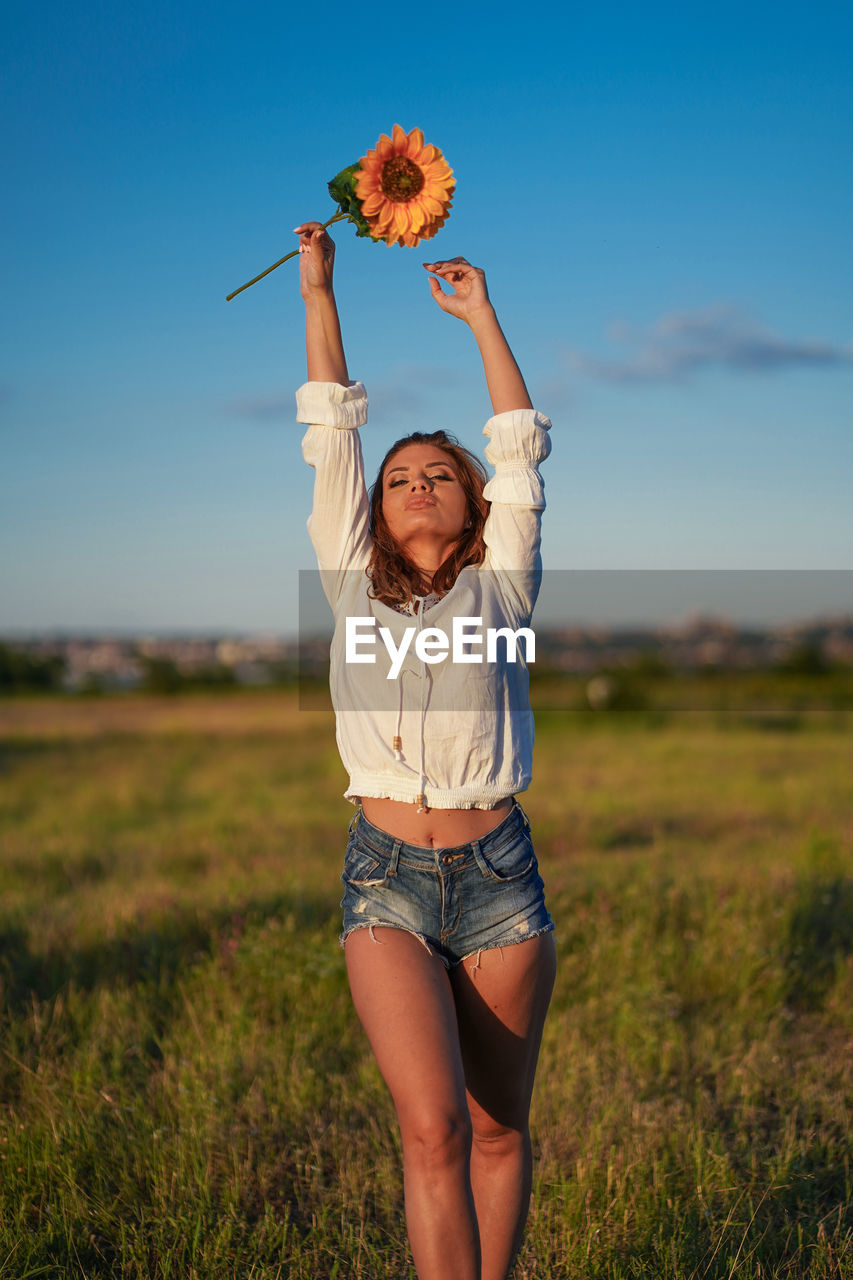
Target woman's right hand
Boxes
[294,222,336,301]
[296,221,349,384]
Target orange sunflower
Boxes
[355,125,455,248]
[226,125,455,301]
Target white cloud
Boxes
[225,394,290,421]
[225,365,466,425]
[565,305,853,383]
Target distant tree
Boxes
[78,673,106,696]
[777,639,830,676]
[267,659,299,686]
[137,657,238,694]
[0,643,66,693]
[139,656,183,695]
[628,651,672,679]
[188,665,238,690]
[586,671,649,712]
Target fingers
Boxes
[428,277,466,320]
[294,221,321,250]
[423,259,483,291]
[427,275,449,307]
[424,261,469,275]
[423,258,478,272]
[294,222,334,260]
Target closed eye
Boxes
[388,472,455,488]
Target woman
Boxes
[294,220,556,1280]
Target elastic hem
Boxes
[295,380,368,429]
[454,920,556,971]
[339,922,451,969]
[345,776,527,810]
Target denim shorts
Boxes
[340,799,554,968]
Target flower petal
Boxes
[352,129,453,250]
[418,194,445,217]
[393,204,412,235]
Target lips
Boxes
[405,497,437,509]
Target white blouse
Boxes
[297,380,552,810]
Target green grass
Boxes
[1,689,851,1278]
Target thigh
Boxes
[345,927,469,1130]
[450,933,557,1131]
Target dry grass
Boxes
[1,689,851,1278]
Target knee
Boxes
[471,1115,527,1160]
[402,1109,473,1172]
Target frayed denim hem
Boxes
[340,922,451,969]
[340,918,555,974]
[455,920,556,973]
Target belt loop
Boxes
[470,838,492,879]
[347,807,362,837]
[387,839,402,879]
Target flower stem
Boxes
[226,211,349,301]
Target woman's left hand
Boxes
[423,258,493,326]
[425,258,532,412]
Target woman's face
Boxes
[380,443,469,558]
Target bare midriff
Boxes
[359,795,514,848]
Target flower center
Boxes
[380,156,425,203]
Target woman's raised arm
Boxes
[424,256,549,618]
[423,257,533,414]
[295,222,349,386]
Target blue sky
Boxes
[2,0,851,634]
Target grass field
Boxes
[1,686,851,1278]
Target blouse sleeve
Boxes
[296,380,370,607]
[481,407,552,621]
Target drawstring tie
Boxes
[392,667,410,762]
[389,595,430,811]
[414,597,428,811]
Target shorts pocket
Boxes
[342,839,386,886]
[481,831,536,883]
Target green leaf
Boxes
[327,162,381,243]
[327,162,359,208]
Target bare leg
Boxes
[450,933,557,1280]
[345,928,481,1280]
